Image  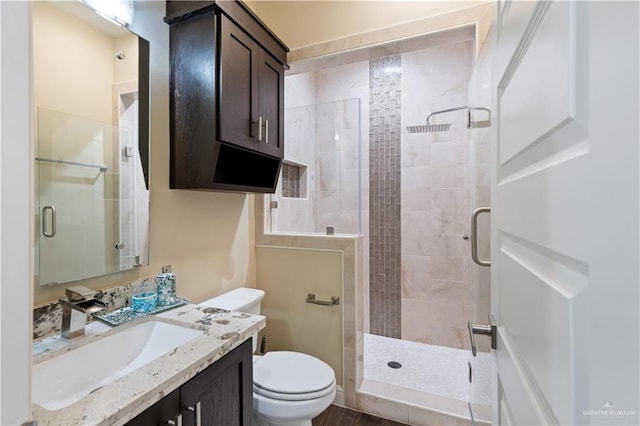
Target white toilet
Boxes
[198,288,336,426]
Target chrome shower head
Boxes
[406,123,452,133]
[405,105,466,134]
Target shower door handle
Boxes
[42,205,56,237]
[471,207,491,267]
[468,314,497,356]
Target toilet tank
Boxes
[199,288,265,315]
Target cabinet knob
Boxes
[265,119,269,144]
[258,116,263,141]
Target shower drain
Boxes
[387,361,402,369]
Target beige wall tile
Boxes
[401,255,431,299]
[430,280,465,331]
[401,167,431,211]
[401,297,431,343]
[431,234,467,282]
[401,211,431,256]
[356,392,410,424]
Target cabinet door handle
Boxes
[265,119,269,144]
[187,401,201,426]
[167,413,183,426]
[258,116,263,141]
[42,205,56,237]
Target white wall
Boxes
[0,1,33,423]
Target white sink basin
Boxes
[33,320,203,410]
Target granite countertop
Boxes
[31,304,265,426]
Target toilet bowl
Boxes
[199,288,336,426]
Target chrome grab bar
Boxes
[42,205,56,237]
[306,293,340,306]
[471,207,491,267]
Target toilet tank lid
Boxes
[199,288,265,312]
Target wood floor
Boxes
[312,405,408,426]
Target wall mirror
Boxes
[33,0,150,287]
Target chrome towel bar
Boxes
[306,293,340,306]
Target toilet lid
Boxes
[253,351,335,395]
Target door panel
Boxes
[492,1,639,425]
[258,50,284,158]
[219,15,259,151]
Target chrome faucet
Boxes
[60,286,107,339]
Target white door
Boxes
[491,1,639,425]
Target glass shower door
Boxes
[36,107,120,286]
[465,98,493,424]
[269,98,361,236]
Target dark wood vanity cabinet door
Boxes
[219,15,260,152]
[258,50,284,158]
[180,338,253,426]
[126,388,180,426]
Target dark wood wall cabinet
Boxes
[165,1,288,193]
[126,338,253,426]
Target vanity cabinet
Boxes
[126,338,253,426]
[165,1,288,193]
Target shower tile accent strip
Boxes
[369,55,402,339]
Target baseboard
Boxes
[332,385,345,407]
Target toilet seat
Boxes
[253,351,335,402]
[253,380,335,401]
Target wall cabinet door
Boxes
[258,50,284,158]
[218,14,259,152]
[219,14,284,158]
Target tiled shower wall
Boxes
[399,40,475,348]
[282,33,489,350]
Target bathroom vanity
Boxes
[31,305,264,426]
[127,338,252,425]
